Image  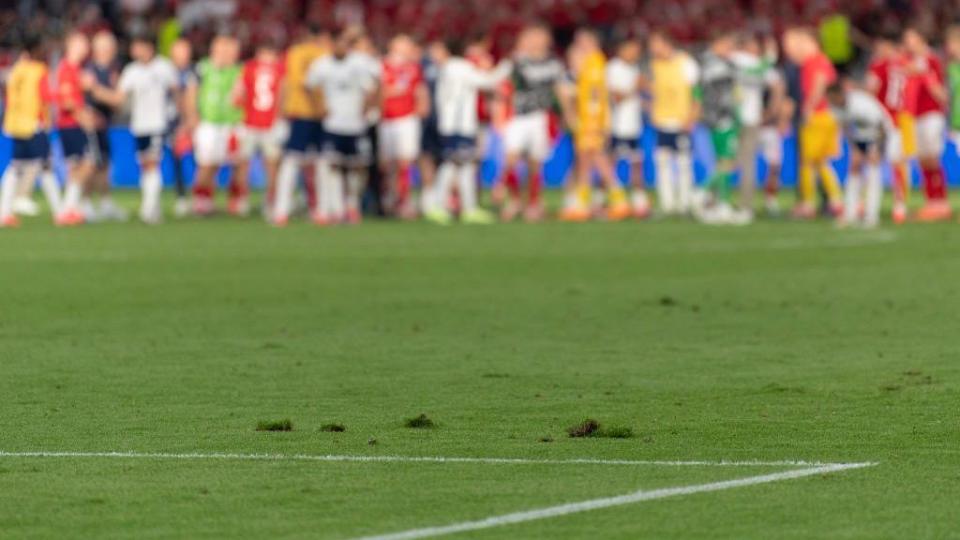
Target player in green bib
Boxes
[191,34,245,215]
[946,27,960,143]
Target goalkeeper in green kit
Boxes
[695,31,751,225]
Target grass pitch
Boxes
[1,199,958,539]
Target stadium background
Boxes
[3,0,960,190]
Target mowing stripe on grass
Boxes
[0,450,869,468]
[353,462,877,540]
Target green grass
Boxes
[1,196,959,539]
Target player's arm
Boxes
[415,80,429,118]
[305,61,327,118]
[555,78,577,132]
[181,76,199,132]
[803,72,828,120]
[39,72,55,130]
[925,62,949,105]
[82,70,125,108]
[464,60,512,91]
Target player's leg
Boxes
[760,127,784,216]
[192,123,223,215]
[915,113,951,221]
[863,144,883,229]
[619,139,650,219]
[230,127,255,218]
[737,125,759,215]
[0,142,34,227]
[58,128,94,225]
[593,145,630,221]
[795,119,819,219]
[560,137,592,222]
[675,132,695,213]
[842,145,865,226]
[523,112,550,221]
[395,117,421,219]
[423,136,455,225]
[458,138,494,225]
[497,116,528,221]
[654,131,678,215]
[137,135,165,225]
[892,112,916,223]
[260,122,285,221]
[273,119,311,226]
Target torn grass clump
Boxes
[404,413,436,429]
[567,419,634,439]
[256,419,293,432]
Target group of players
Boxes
[1,22,959,228]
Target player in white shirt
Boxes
[606,38,650,219]
[424,39,511,225]
[85,34,178,224]
[731,34,779,216]
[827,80,900,228]
[304,30,378,224]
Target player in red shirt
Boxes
[903,28,951,221]
[786,27,843,219]
[866,33,916,224]
[233,37,286,218]
[379,34,429,219]
[55,31,94,226]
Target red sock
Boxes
[505,170,520,197]
[397,165,412,205]
[528,170,542,205]
[228,181,247,199]
[923,164,947,201]
[193,184,213,199]
[303,168,317,211]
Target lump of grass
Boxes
[256,419,293,432]
[404,414,435,429]
[567,419,635,439]
[320,423,346,433]
[567,419,600,438]
[659,295,678,307]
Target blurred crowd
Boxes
[3,0,959,62]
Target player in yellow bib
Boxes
[0,35,60,228]
[560,30,630,222]
[273,25,332,225]
[648,31,700,215]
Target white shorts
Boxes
[194,122,239,166]
[238,122,288,161]
[915,112,946,158]
[379,116,421,162]
[504,111,551,161]
[759,127,783,167]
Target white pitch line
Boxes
[352,462,877,540]
[0,450,864,468]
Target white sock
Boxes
[654,149,676,214]
[39,169,62,216]
[676,149,693,212]
[434,162,456,213]
[0,166,19,220]
[273,154,301,220]
[64,182,83,213]
[346,169,364,213]
[864,165,882,227]
[844,172,862,223]
[327,167,345,220]
[140,167,162,220]
[458,162,478,213]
